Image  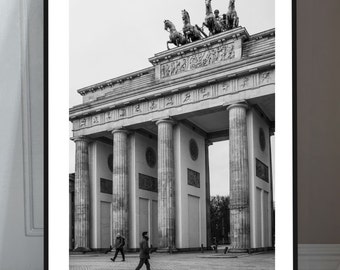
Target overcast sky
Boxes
[69,0,275,196]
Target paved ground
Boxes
[70,251,274,270]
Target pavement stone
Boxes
[70,251,275,270]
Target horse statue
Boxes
[226,0,239,30]
[164,19,188,50]
[203,0,223,36]
[182,9,206,42]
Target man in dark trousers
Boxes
[135,231,151,270]
[110,233,125,262]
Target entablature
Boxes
[70,67,275,137]
[70,54,274,119]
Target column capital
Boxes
[227,103,249,111]
[111,128,130,135]
[155,118,176,126]
[71,136,91,143]
[223,100,249,111]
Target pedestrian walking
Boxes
[110,233,125,262]
[135,231,151,270]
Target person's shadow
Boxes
[104,245,113,254]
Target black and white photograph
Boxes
[68,0,279,269]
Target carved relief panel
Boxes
[160,43,237,79]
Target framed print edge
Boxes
[50,0,292,269]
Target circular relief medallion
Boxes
[108,154,113,172]
[146,147,156,168]
[189,139,199,161]
[259,128,266,152]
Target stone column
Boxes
[112,129,129,247]
[73,136,91,251]
[227,103,250,251]
[205,140,212,248]
[156,119,176,251]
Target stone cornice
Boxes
[70,53,275,120]
[77,67,154,96]
[248,28,275,41]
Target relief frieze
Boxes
[238,76,253,90]
[160,43,236,78]
[119,108,126,118]
[182,92,192,103]
[260,71,273,85]
[199,87,212,100]
[221,81,232,93]
[105,111,114,122]
[134,104,142,113]
[149,100,158,111]
[92,115,100,125]
[79,118,87,128]
[165,96,174,107]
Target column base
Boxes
[156,247,178,254]
[227,248,251,254]
[73,247,92,253]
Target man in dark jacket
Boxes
[110,233,125,262]
[135,231,151,270]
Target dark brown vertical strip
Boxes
[297,0,340,244]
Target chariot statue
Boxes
[182,9,206,43]
[163,0,240,49]
[164,19,188,50]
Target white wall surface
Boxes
[174,123,207,248]
[89,141,113,248]
[130,132,158,248]
[0,0,44,269]
[247,109,272,249]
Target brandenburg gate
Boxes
[70,26,275,252]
